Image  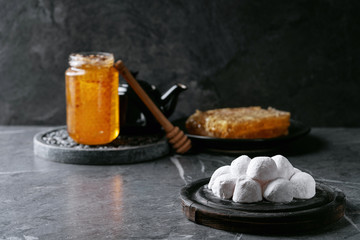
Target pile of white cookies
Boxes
[208,155,316,203]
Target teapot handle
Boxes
[114,60,191,154]
[161,83,187,117]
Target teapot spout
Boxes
[161,83,187,117]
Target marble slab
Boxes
[0,126,360,239]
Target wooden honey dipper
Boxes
[115,60,192,154]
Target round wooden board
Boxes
[33,127,170,164]
[180,178,346,235]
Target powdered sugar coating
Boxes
[230,155,251,177]
[263,178,293,203]
[211,173,238,199]
[208,165,230,189]
[290,172,316,199]
[208,155,316,203]
[232,177,262,203]
[246,157,278,184]
[272,155,295,180]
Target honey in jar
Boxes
[65,52,119,145]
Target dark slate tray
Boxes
[33,127,169,164]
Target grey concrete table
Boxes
[0,126,359,240]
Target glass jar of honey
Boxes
[65,52,119,145]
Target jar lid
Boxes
[69,52,114,67]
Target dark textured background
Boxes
[0,0,359,126]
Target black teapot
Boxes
[119,79,187,134]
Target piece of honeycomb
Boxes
[185,107,290,139]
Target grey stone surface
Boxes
[0,1,360,126]
[0,126,360,239]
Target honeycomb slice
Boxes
[185,107,290,139]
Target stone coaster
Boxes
[33,127,170,164]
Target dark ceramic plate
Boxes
[173,118,311,153]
